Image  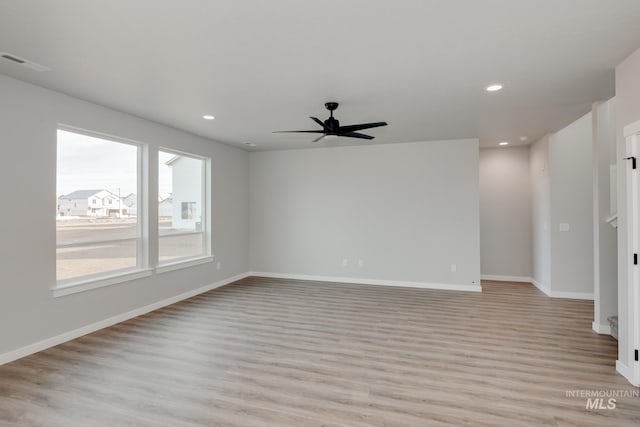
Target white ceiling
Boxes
[1,0,640,150]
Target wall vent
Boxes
[0,53,50,72]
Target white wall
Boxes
[615,47,640,372]
[0,75,250,357]
[479,147,532,280]
[592,99,617,333]
[58,198,88,216]
[549,112,594,296]
[530,135,551,292]
[170,156,203,230]
[250,140,481,289]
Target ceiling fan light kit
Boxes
[274,102,388,143]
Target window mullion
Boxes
[146,145,158,269]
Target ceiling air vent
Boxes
[0,53,50,72]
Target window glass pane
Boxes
[159,233,204,263]
[57,240,137,281]
[56,129,139,281]
[57,218,138,245]
[159,150,206,262]
[159,151,203,235]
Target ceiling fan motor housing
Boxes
[324,117,340,134]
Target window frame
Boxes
[53,127,213,297]
[54,125,148,292]
[157,147,211,268]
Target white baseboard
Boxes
[616,360,639,387]
[549,291,594,300]
[531,278,551,296]
[0,272,251,366]
[250,272,482,293]
[592,321,612,335]
[530,278,593,300]
[481,274,532,283]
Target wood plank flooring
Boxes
[1,278,638,426]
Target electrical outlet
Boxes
[358,259,364,268]
[450,264,457,273]
[216,262,221,270]
[342,259,349,267]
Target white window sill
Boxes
[52,256,214,298]
[155,255,214,274]
[52,268,153,298]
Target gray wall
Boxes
[0,75,250,355]
[592,99,617,332]
[530,113,595,298]
[479,147,532,279]
[249,140,481,288]
[530,135,552,291]
[549,112,594,296]
[615,46,640,369]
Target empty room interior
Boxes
[2,1,640,426]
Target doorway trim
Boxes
[620,121,640,386]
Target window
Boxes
[56,128,142,284]
[181,202,196,220]
[158,150,209,264]
[55,129,210,294]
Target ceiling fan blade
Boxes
[338,122,388,134]
[342,132,374,140]
[273,130,325,134]
[311,135,325,143]
[310,116,329,131]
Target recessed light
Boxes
[520,136,528,141]
[499,141,509,146]
[0,52,50,72]
[486,84,503,92]
[243,142,256,147]
[202,115,215,120]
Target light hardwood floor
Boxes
[0,278,638,426]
